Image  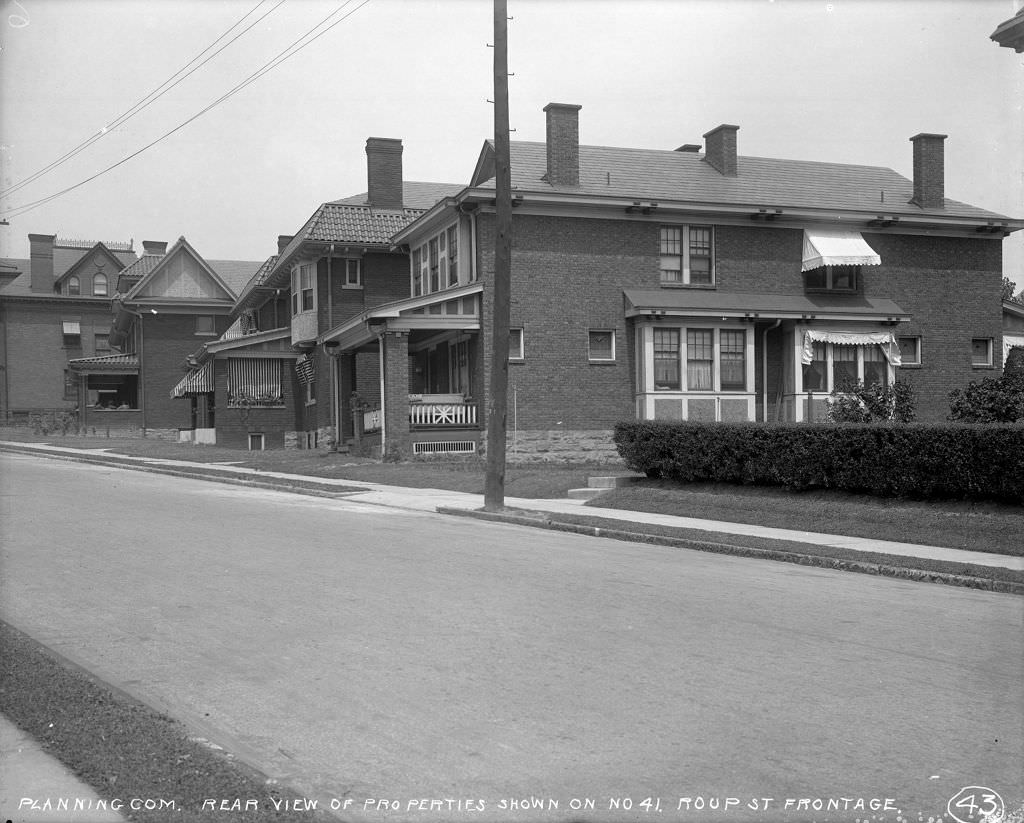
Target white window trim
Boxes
[659,225,715,286]
[411,222,461,297]
[642,324,753,393]
[588,329,616,362]
[195,315,217,336]
[897,335,922,366]
[341,258,362,289]
[291,262,316,316]
[971,337,994,368]
[801,343,893,393]
[804,265,860,293]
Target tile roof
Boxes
[66,353,139,371]
[482,142,1009,221]
[331,181,465,210]
[232,255,279,312]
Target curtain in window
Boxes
[653,329,680,390]
[686,329,713,390]
[804,342,828,392]
[862,346,888,387]
[227,358,282,405]
[719,330,745,390]
[833,345,858,389]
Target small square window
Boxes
[508,328,524,360]
[95,333,110,353]
[971,338,993,367]
[195,315,216,335]
[898,336,921,366]
[588,330,615,361]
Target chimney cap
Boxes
[543,102,583,113]
[365,136,403,152]
[702,124,740,139]
[676,144,702,153]
[909,132,948,142]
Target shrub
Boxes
[613,420,1024,503]
[948,371,1024,423]
[827,380,915,423]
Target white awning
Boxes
[170,361,214,398]
[802,331,902,366]
[802,229,882,272]
[1005,334,1024,365]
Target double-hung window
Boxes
[291,263,315,315]
[652,327,747,392]
[971,338,993,367]
[660,226,715,285]
[429,239,440,293]
[62,320,81,348]
[344,259,361,288]
[447,226,459,287]
[802,343,891,392]
[412,248,423,296]
[93,273,108,296]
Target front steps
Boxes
[567,473,645,501]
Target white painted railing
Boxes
[363,408,382,433]
[410,402,477,427]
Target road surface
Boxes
[1,453,1021,822]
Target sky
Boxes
[1,0,1022,282]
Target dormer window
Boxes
[67,276,80,295]
[93,273,108,296]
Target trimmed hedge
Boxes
[614,421,1024,503]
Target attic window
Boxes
[93,273,108,296]
[67,276,80,295]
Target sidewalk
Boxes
[1,439,1021,575]
[0,714,126,823]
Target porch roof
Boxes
[320,283,483,351]
[67,353,140,374]
[623,289,911,323]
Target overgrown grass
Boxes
[587,481,1024,557]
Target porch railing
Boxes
[360,401,478,434]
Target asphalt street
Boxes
[1,453,1021,823]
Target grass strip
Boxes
[0,621,337,822]
[440,508,1024,595]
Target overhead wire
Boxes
[1,0,284,198]
[2,0,373,220]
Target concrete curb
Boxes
[437,506,1024,596]
[0,444,366,500]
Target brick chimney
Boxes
[544,103,582,186]
[142,240,167,256]
[277,235,293,255]
[703,124,740,177]
[29,233,56,294]
[365,137,403,210]
[909,133,947,209]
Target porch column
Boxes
[336,352,355,441]
[382,331,411,460]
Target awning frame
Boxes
[802,229,882,272]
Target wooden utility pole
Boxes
[484,0,513,511]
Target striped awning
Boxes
[170,361,214,398]
[295,353,316,385]
[227,358,282,405]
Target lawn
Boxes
[4,427,1021,556]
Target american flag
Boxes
[295,354,316,385]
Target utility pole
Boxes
[484,0,513,511]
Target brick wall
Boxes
[211,357,301,449]
[2,299,115,412]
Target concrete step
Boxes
[567,487,605,501]
[586,473,646,489]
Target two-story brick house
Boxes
[175,138,464,449]
[70,237,262,439]
[0,235,137,423]
[322,103,1022,461]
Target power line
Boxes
[1,0,373,220]
[2,0,284,198]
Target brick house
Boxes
[322,103,1022,461]
[0,235,137,423]
[69,237,261,439]
[177,138,463,449]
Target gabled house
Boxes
[0,234,137,422]
[184,138,463,450]
[69,237,261,438]
[327,102,1022,461]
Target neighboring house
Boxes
[991,6,1024,52]
[69,237,262,439]
[320,102,1022,461]
[1004,298,1024,366]
[0,234,137,422]
[178,137,463,450]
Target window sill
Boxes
[341,284,363,290]
[659,282,716,290]
[971,364,995,370]
[588,359,616,364]
[898,363,922,369]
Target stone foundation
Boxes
[501,429,624,464]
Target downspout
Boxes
[762,319,782,422]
